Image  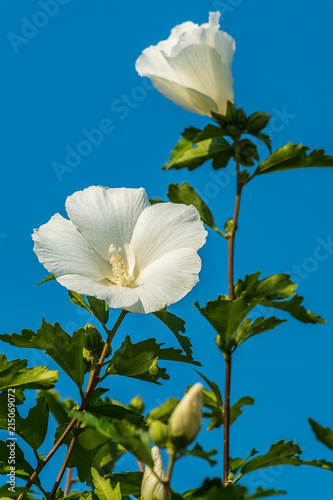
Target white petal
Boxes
[33,214,112,281]
[164,44,234,115]
[130,202,207,277]
[126,248,202,314]
[150,75,218,115]
[56,274,139,309]
[65,186,150,260]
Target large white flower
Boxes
[32,186,207,314]
[135,12,235,117]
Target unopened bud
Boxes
[141,446,166,500]
[150,420,170,447]
[169,383,203,448]
[84,324,102,352]
[130,395,145,414]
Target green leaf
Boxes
[229,449,258,475]
[103,472,143,498]
[71,410,153,467]
[146,398,179,424]
[91,467,121,500]
[257,295,326,324]
[235,272,325,324]
[194,297,252,353]
[309,418,333,450]
[0,354,58,391]
[107,335,199,385]
[68,428,125,484]
[230,396,255,425]
[86,403,145,427]
[252,143,333,178]
[235,316,286,347]
[87,297,109,326]
[167,182,217,230]
[238,440,333,477]
[0,320,85,389]
[37,273,55,286]
[163,125,233,171]
[15,396,49,450]
[180,443,218,466]
[154,308,197,361]
[37,390,76,426]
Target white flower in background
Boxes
[169,382,203,445]
[141,446,166,500]
[136,12,235,117]
[33,186,207,314]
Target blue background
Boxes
[0,0,333,497]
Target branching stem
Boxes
[17,309,128,500]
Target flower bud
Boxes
[169,383,203,448]
[84,324,102,352]
[141,446,166,500]
[149,420,170,448]
[130,395,145,414]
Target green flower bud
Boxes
[84,324,102,352]
[130,395,145,414]
[149,420,170,447]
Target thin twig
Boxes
[64,468,73,496]
[17,310,128,500]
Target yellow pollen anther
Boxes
[109,249,130,287]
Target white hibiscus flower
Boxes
[32,186,207,314]
[135,12,235,117]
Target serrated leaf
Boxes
[252,142,333,177]
[71,410,152,466]
[91,467,121,500]
[0,354,58,391]
[154,308,197,361]
[15,396,49,450]
[67,428,125,484]
[309,418,333,450]
[247,488,286,499]
[163,125,233,171]
[239,440,333,476]
[107,335,199,385]
[0,485,36,500]
[0,320,85,389]
[104,472,143,497]
[167,182,217,230]
[234,272,325,324]
[194,297,252,353]
[235,316,286,347]
[180,443,218,467]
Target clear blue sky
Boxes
[0,0,333,498]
